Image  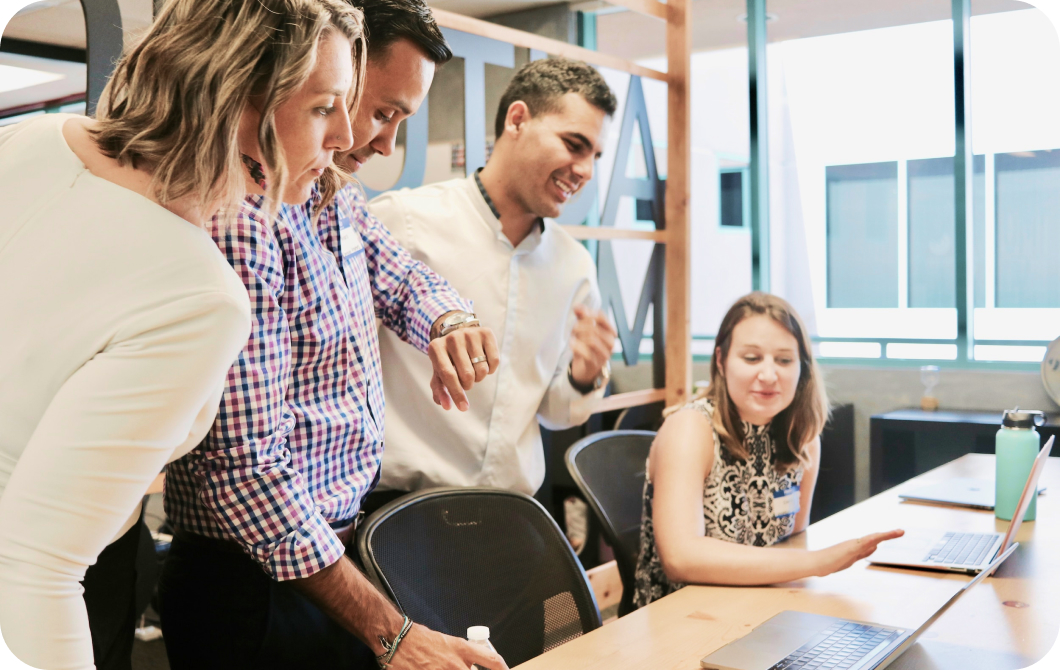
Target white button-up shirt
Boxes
[368,174,604,495]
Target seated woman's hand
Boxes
[815,529,905,577]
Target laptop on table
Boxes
[898,477,1044,510]
[699,542,1018,670]
[867,435,1052,574]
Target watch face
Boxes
[441,312,476,333]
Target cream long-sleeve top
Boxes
[0,114,251,670]
[368,174,605,496]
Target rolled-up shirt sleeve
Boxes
[342,187,470,352]
[173,210,345,581]
[537,274,606,430]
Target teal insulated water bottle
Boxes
[995,409,1045,521]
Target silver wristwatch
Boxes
[568,360,611,395]
[436,311,480,338]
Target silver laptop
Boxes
[700,542,1018,670]
[868,435,1051,574]
[899,477,1044,510]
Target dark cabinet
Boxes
[870,408,1060,495]
[812,403,856,523]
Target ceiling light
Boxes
[0,64,64,94]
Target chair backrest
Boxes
[565,430,655,617]
[357,488,601,667]
[613,401,664,432]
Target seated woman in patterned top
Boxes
[634,292,904,608]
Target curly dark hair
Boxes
[348,0,451,64]
[494,57,617,138]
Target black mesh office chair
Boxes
[565,430,655,617]
[356,488,601,667]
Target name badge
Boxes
[773,485,801,519]
[339,224,363,258]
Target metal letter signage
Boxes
[442,28,515,176]
[595,75,665,375]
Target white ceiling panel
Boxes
[597,0,1035,60]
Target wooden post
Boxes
[665,0,692,408]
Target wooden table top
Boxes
[516,454,1060,670]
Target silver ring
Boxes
[471,356,488,365]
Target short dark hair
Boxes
[494,58,617,139]
[348,0,452,64]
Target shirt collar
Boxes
[474,168,545,234]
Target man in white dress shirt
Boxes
[366,58,618,504]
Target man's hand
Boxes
[569,306,616,389]
[288,557,509,670]
[428,325,500,412]
[387,625,509,670]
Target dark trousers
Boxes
[158,533,376,670]
[82,518,141,670]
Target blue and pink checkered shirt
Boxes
[164,184,470,581]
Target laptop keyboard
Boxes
[923,532,995,566]
[768,622,899,670]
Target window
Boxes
[823,155,988,312]
[825,162,898,308]
[719,168,748,228]
[764,7,1060,364]
[994,150,1060,308]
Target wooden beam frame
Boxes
[432,8,667,83]
[560,226,668,242]
[591,389,667,413]
[604,0,668,21]
[664,0,692,407]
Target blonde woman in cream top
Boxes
[0,0,376,664]
[0,114,250,668]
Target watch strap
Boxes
[568,362,607,395]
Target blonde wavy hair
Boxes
[671,292,830,472]
[91,0,366,224]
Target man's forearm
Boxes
[289,555,404,655]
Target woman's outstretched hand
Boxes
[815,529,905,577]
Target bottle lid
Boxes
[1002,408,1046,429]
[467,626,490,641]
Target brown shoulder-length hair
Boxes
[703,292,829,472]
[91,0,366,224]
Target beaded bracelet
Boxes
[376,615,414,669]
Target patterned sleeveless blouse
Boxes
[633,398,804,609]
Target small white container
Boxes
[467,626,497,670]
